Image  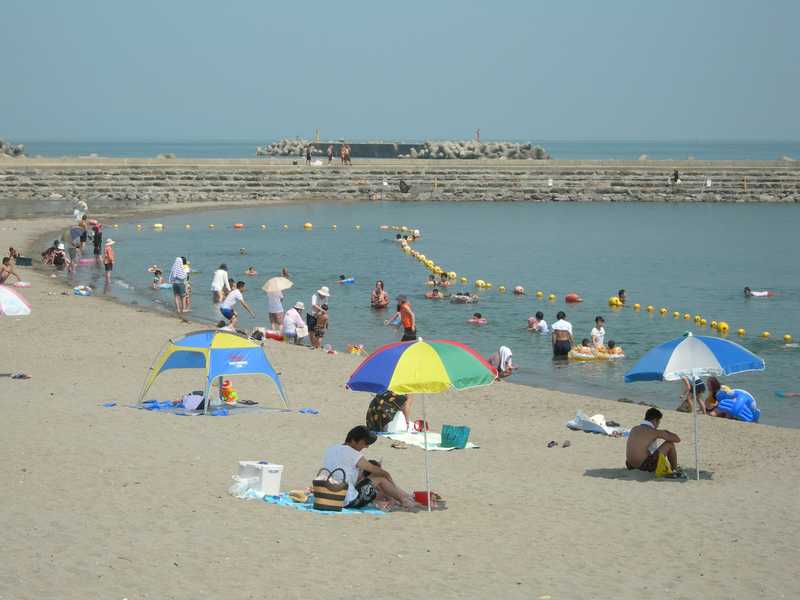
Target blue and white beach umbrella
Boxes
[625,332,765,479]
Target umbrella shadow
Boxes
[583,468,714,482]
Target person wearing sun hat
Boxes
[102,238,116,285]
[308,286,330,347]
[283,301,307,344]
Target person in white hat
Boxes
[103,239,116,286]
[282,301,307,344]
[308,286,330,348]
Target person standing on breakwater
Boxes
[551,311,574,358]
[327,145,334,163]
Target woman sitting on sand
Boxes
[371,280,389,308]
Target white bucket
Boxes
[238,461,284,496]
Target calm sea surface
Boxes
[20,139,800,160]
[66,202,800,427]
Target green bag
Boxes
[441,424,470,449]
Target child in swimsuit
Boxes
[152,269,164,289]
[606,340,624,355]
[312,304,329,349]
[574,338,594,355]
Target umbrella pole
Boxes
[693,377,700,481]
[422,395,431,513]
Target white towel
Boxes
[382,431,479,451]
[169,257,186,283]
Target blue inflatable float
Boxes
[715,388,760,423]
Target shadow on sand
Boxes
[583,468,714,482]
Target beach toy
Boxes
[710,320,718,329]
[220,379,238,404]
[784,334,793,344]
[647,305,655,313]
[513,286,525,295]
[304,222,313,229]
[339,277,355,284]
[565,293,582,303]
[460,277,468,285]
[233,223,244,229]
[718,321,729,334]
[633,303,641,311]
[715,388,760,422]
[497,286,506,293]
[761,331,771,339]
[208,224,215,229]
[660,307,667,315]
[73,285,92,296]
[547,293,556,301]
[737,328,746,336]
[535,290,544,298]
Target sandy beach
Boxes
[1,213,799,600]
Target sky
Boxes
[2,0,798,142]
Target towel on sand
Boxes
[256,491,384,515]
[381,431,479,451]
[566,410,629,436]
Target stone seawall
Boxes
[0,158,798,218]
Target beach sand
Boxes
[1,216,799,600]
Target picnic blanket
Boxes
[253,490,384,515]
[380,431,479,451]
[137,400,277,417]
[566,410,629,436]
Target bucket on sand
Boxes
[238,461,284,496]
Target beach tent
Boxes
[139,330,288,412]
[624,332,764,480]
[0,286,31,317]
[346,338,497,510]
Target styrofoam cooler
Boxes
[238,461,284,496]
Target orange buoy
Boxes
[233,223,245,230]
[565,293,583,303]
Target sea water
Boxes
[67,202,800,427]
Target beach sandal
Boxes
[546,440,558,448]
[237,399,258,405]
[391,441,408,449]
[561,440,571,448]
[11,373,31,380]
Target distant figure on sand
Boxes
[322,426,417,510]
[626,408,681,473]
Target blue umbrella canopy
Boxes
[624,332,765,382]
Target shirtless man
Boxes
[626,408,681,472]
[551,311,574,357]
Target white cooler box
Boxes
[238,461,284,496]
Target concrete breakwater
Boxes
[0,158,798,218]
[257,138,548,159]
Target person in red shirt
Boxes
[399,299,416,342]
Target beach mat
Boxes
[380,431,479,451]
[257,491,384,515]
[135,401,284,417]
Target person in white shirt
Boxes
[308,286,330,348]
[527,311,549,334]
[219,280,255,323]
[551,311,574,357]
[322,426,417,510]
[282,301,307,344]
[267,290,284,329]
[211,264,231,304]
[591,316,606,348]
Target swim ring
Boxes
[467,317,487,325]
[159,283,172,289]
[264,330,284,342]
[387,315,401,326]
[715,388,760,423]
[77,257,96,265]
[338,278,355,284]
[568,350,596,361]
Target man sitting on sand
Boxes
[323,426,417,510]
[626,408,681,473]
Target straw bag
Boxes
[312,468,348,511]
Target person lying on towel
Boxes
[625,408,681,473]
[323,426,418,511]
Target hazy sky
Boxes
[2,0,798,141]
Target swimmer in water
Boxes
[239,248,247,255]
[468,312,486,324]
[426,274,436,286]
[606,340,624,355]
[151,269,164,289]
[617,289,626,305]
[245,266,258,276]
[427,287,442,299]
[744,286,772,297]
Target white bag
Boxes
[385,410,408,433]
[295,323,309,339]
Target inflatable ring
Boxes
[715,388,759,422]
[264,330,284,342]
[568,350,596,361]
[467,318,487,325]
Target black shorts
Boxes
[345,478,378,509]
[401,328,417,342]
[80,232,87,243]
[104,262,113,272]
[553,339,571,356]
[306,314,318,330]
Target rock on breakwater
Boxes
[0,158,798,218]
